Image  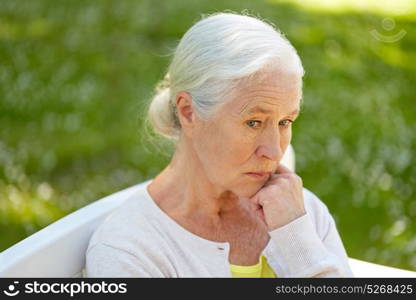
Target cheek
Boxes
[223,128,256,165]
[195,123,229,159]
[280,129,292,151]
[206,125,255,165]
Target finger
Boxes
[250,199,266,223]
[255,207,266,225]
[274,163,293,175]
[249,194,261,207]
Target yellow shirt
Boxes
[230,255,277,278]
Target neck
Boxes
[148,138,240,220]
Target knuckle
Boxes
[270,184,281,192]
[262,198,272,206]
[295,174,303,185]
[280,176,292,185]
[281,173,302,185]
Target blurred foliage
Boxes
[0,0,415,271]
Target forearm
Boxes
[267,213,353,277]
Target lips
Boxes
[247,172,271,176]
[245,172,271,180]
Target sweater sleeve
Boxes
[267,200,354,277]
[85,243,165,278]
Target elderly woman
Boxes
[86,12,353,278]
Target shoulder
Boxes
[86,186,161,257]
[85,187,174,276]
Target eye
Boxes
[246,120,262,129]
[279,119,294,128]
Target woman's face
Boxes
[192,69,302,198]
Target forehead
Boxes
[224,69,302,116]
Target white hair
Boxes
[145,12,304,142]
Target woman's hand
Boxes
[250,164,306,231]
[219,197,270,266]
[220,164,305,265]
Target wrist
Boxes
[267,211,307,232]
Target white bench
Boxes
[0,145,414,277]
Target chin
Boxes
[235,183,263,199]
[222,177,265,199]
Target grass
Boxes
[0,0,415,271]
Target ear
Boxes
[176,91,195,137]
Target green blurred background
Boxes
[1,0,415,271]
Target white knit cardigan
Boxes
[86,180,354,277]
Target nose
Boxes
[256,128,283,162]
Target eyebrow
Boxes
[242,106,300,117]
